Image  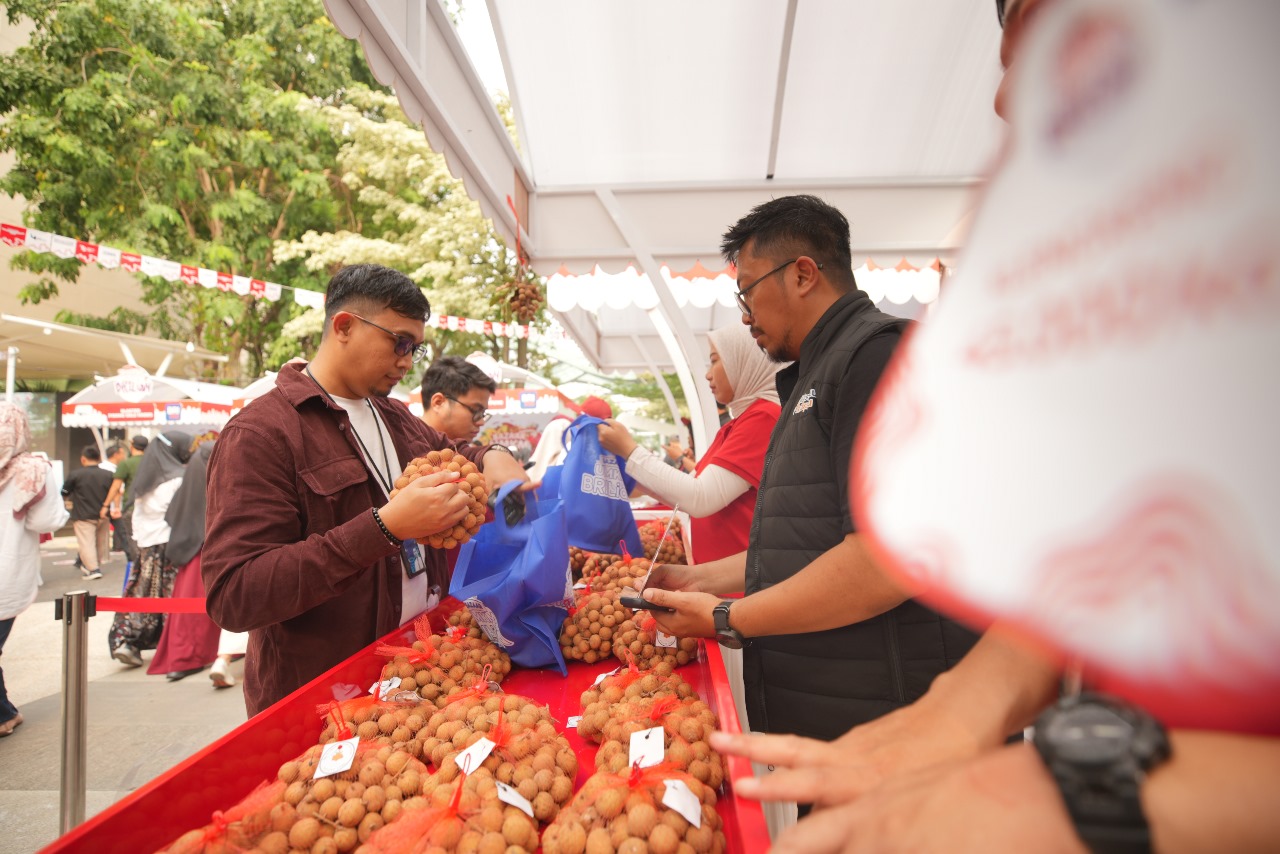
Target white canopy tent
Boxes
[321,0,1003,448]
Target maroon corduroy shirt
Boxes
[203,362,488,716]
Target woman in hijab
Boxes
[109,429,192,668]
[146,434,221,681]
[597,321,784,563]
[0,404,69,736]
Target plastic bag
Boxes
[451,481,572,673]
[553,414,644,555]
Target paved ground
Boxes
[0,538,249,854]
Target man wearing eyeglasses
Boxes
[203,264,531,717]
[642,194,978,765]
[420,356,497,443]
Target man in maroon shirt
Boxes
[203,264,530,716]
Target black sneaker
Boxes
[85,570,103,580]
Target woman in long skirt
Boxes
[108,430,192,667]
[147,438,221,680]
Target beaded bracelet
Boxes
[371,507,401,547]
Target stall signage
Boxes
[112,367,153,403]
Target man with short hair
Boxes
[643,194,978,746]
[419,356,497,443]
[100,441,127,473]
[204,264,531,716]
[101,435,147,565]
[61,444,113,580]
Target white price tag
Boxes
[496,781,535,818]
[656,631,677,649]
[567,716,582,729]
[369,676,401,700]
[629,726,665,769]
[662,779,702,829]
[573,581,588,590]
[455,736,496,772]
[593,666,622,687]
[314,736,360,779]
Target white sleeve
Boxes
[623,447,750,517]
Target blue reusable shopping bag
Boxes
[451,480,572,673]
[555,414,643,556]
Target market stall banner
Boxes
[0,222,545,340]
[853,0,1280,734]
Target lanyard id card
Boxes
[401,538,425,578]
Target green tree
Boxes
[271,85,550,375]
[0,0,381,381]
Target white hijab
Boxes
[708,322,784,417]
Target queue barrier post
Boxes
[54,590,95,834]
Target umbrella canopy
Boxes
[61,366,240,428]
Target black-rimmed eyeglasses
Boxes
[351,314,428,363]
[445,395,491,424]
[734,259,796,315]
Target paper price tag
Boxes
[656,631,677,649]
[593,666,622,687]
[662,779,702,829]
[567,715,582,729]
[455,736,496,771]
[369,676,401,700]
[496,780,535,818]
[629,726,665,769]
[314,736,360,779]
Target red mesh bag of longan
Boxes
[357,765,540,854]
[640,516,687,564]
[389,448,489,549]
[559,588,634,665]
[158,779,287,853]
[611,610,699,670]
[579,656,698,709]
[584,694,725,789]
[540,763,726,854]
[586,555,653,594]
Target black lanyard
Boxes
[306,366,395,494]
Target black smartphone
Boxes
[488,488,526,526]
[619,593,676,614]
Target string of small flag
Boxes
[0,222,542,339]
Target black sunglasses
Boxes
[350,314,427,363]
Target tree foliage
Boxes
[0,0,549,384]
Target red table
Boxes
[42,613,768,853]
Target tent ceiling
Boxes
[324,0,1001,367]
[0,314,229,385]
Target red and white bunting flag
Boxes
[180,265,200,285]
[0,223,26,247]
[482,321,493,335]
[121,252,141,272]
[97,246,121,269]
[249,279,266,297]
[216,272,233,291]
[157,260,181,282]
[74,240,98,264]
[25,230,51,253]
[292,288,323,308]
[197,268,218,289]
[231,275,250,295]
[263,282,282,302]
[50,234,76,259]
[140,255,164,277]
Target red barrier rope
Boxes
[94,597,208,614]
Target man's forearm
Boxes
[690,551,748,596]
[897,625,1062,748]
[731,533,909,638]
[1144,730,1280,854]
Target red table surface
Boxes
[42,613,768,853]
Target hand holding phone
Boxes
[619,593,676,614]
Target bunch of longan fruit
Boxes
[560,590,634,665]
[588,695,725,789]
[639,517,686,565]
[586,557,652,594]
[540,767,725,854]
[578,662,696,710]
[390,449,488,549]
[611,611,699,671]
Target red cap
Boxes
[580,396,613,419]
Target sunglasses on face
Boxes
[350,314,428,363]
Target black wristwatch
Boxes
[1033,692,1171,854]
[712,600,744,650]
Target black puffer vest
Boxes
[743,292,978,741]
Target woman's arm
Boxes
[623,447,750,516]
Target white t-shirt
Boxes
[132,478,182,549]
[329,394,429,626]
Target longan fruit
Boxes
[337,797,366,827]
[289,817,322,850]
[356,812,384,843]
[649,824,681,854]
